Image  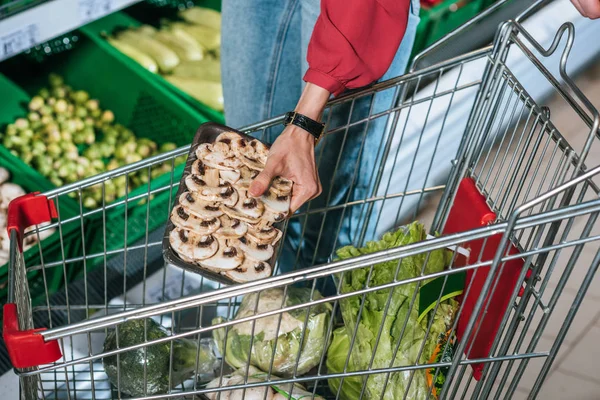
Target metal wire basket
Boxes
[3,2,599,399]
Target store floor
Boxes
[1,56,599,400]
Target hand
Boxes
[248,83,330,213]
[249,125,322,212]
[571,0,600,18]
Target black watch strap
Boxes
[283,112,325,144]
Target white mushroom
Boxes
[196,143,241,171]
[235,166,259,191]
[220,169,241,184]
[237,235,273,261]
[270,176,293,196]
[216,215,248,239]
[199,238,244,270]
[0,183,26,209]
[169,228,219,261]
[195,181,239,207]
[261,190,290,215]
[221,190,265,223]
[171,205,221,235]
[0,168,10,185]
[262,208,287,224]
[225,258,272,283]
[184,173,208,192]
[179,192,223,219]
[247,224,283,245]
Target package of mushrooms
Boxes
[163,123,292,284]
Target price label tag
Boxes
[79,0,114,23]
[0,24,39,60]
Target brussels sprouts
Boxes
[60,131,72,142]
[28,96,45,112]
[47,143,62,158]
[31,142,47,156]
[51,87,67,99]
[54,99,68,113]
[39,105,53,116]
[27,112,41,122]
[14,118,29,130]
[73,131,87,145]
[136,143,152,158]
[107,159,120,171]
[5,124,17,136]
[101,110,115,123]
[84,145,102,160]
[86,99,99,112]
[38,88,50,99]
[71,90,89,104]
[92,159,105,171]
[175,155,187,166]
[48,73,64,88]
[125,153,143,164]
[83,196,97,209]
[90,108,101,119]
[21,129,34,141]
[20,152,33,164]
[159,142,177,153]
[75,106,88,119]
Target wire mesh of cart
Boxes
[4,4,600,400]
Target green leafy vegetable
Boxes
[103,318,218,397]
[212,287,332,377]
[328,222,458,400]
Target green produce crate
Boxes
[411,0,493,60]
[81,9,225,125]
[0,32,208,276]
[0,75,84,306]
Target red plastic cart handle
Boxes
[3,193,62,369]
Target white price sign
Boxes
[79,0,114,23]
[0,24,39,60]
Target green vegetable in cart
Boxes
[103,318,219,397]
[212,287,332,377]
[115,29,180,72]
[178,7,222,31]
[328,222,459,400]
[165,76,223,111]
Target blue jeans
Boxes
[222,0,421,276]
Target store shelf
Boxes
[0,0,141,62]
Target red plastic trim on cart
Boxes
[443,178,531,381]
[3,193,62,369]
[7,192,57,252]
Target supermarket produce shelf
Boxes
[0,0,142,62]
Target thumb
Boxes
[249,162,278,197]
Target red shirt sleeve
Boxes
[304,0,411,97]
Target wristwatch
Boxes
[283,111,325,145]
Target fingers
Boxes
[571,0,587,16]
[249,158,280,197]
[290,179,321,213]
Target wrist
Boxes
[295,83,330,121]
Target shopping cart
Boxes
[3,1,600,399]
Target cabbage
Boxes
[213,287,332,377]
[329,222,459,400]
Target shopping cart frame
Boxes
[3,1,600,399]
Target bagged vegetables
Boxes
[103,318,219,397]
[213,287,332,377]
[327,222,459,400]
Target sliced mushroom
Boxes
[262,208,287,224]
[184,173,207,192]
[270,176,293,196]
[196,143,241,170]
[235,166,259,190]
[230,137,268,171]
[221,190,265,223]
[225,258,272,283]
[196,182,239,207]
[0,183,26,209]
[190,160,220,187]
[199,238,244,270]
[170,228,219,260]
[171,205,221,235]
[237,235,273,261]
[179,192,223,219]
[215,215,248,239]
[219,169,241,184]
[212,141,234,158]
[247,224,283,245]
[262,190,291,214]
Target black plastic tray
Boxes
[162,122,280,285]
